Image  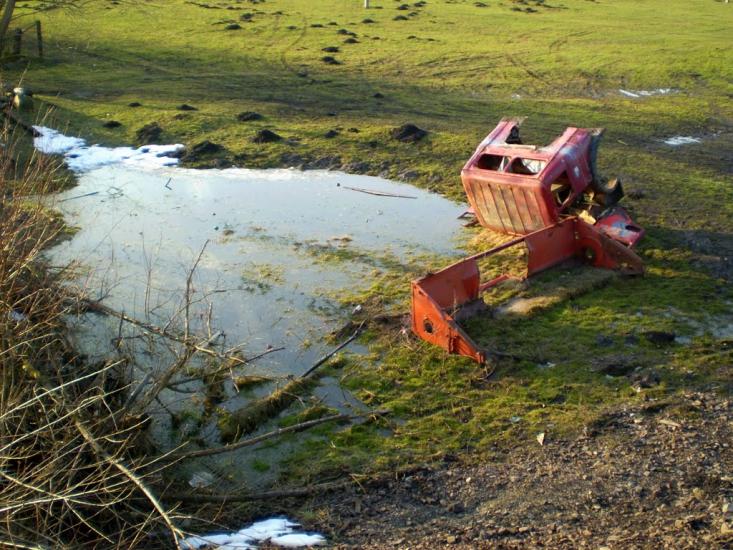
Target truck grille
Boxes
[465,180,545,235]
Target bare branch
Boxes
[165,480,351,504]
[168,412,387,461]
[75,419,183,547]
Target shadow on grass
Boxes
[19,34,726,147]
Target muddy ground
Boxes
[302,390,732,549]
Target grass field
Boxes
[5,0,733,484]
[13,0,733,196]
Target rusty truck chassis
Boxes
[410,118,645,363]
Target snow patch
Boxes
[179,518,325,549]
[32,126,183,172]
[663,136,702,146]
[270,534,328,548]
[33,129,86,153]
[619,88,675,98]
[8,310,26,322]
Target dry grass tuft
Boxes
[0,122,182,549]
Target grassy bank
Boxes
[3,0,732,488]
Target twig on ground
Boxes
[220,322,365,440]
[75,419,183,547]
[339,184,417,199]
[302,321,364,378]
[58,191,99,202]
[78,299,253,364]
[166,347,285,389]
[166,480,351,504]
[168,410,388,461]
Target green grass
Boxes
[283,252,730,481]
[10,0,733,197]
[5,0,732,482]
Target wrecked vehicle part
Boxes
[411,118,645,363]
[411,218,643,363]
[460,117,643,246]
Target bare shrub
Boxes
[0,122,181,549]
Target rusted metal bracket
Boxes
[411,217,643,363]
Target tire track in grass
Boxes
[506,53,551,86]
[548,30,592,53]
[45,11,303,100]
[279,14,309,76]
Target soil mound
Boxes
[391,123,427,143]
[237,111,263,122]
[135,122,163,145]
[252,129,282,143]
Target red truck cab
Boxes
[410,118,646,363]
[461,118,643,247]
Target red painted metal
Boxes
[593,207,645,248]
[461,117,604,235]
[411,219,643,363]
[411,118,646,363]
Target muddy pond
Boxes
[36,127,469,487]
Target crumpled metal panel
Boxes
[465,179,546,235]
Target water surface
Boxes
[38,127,469,485]
[50,163,467,376]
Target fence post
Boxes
[364,0,370,7]
[35,21,42,58]
[12,28,22,56]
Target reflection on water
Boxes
[51,165,467,374]
[39,128,467,486]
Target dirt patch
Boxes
[312,391,733,548]
[642,330,677,346]
[252,129,282,143]
[630,368,662,389]
[135,122,163,145]
[237,111,263,122]
[391,123,428,143]
[341,161,371,173]
[304,155,342,170]
[182,140,225,162]
[279,152,307,167]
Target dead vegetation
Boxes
[0,118,384,546]
[0,122,185,548]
